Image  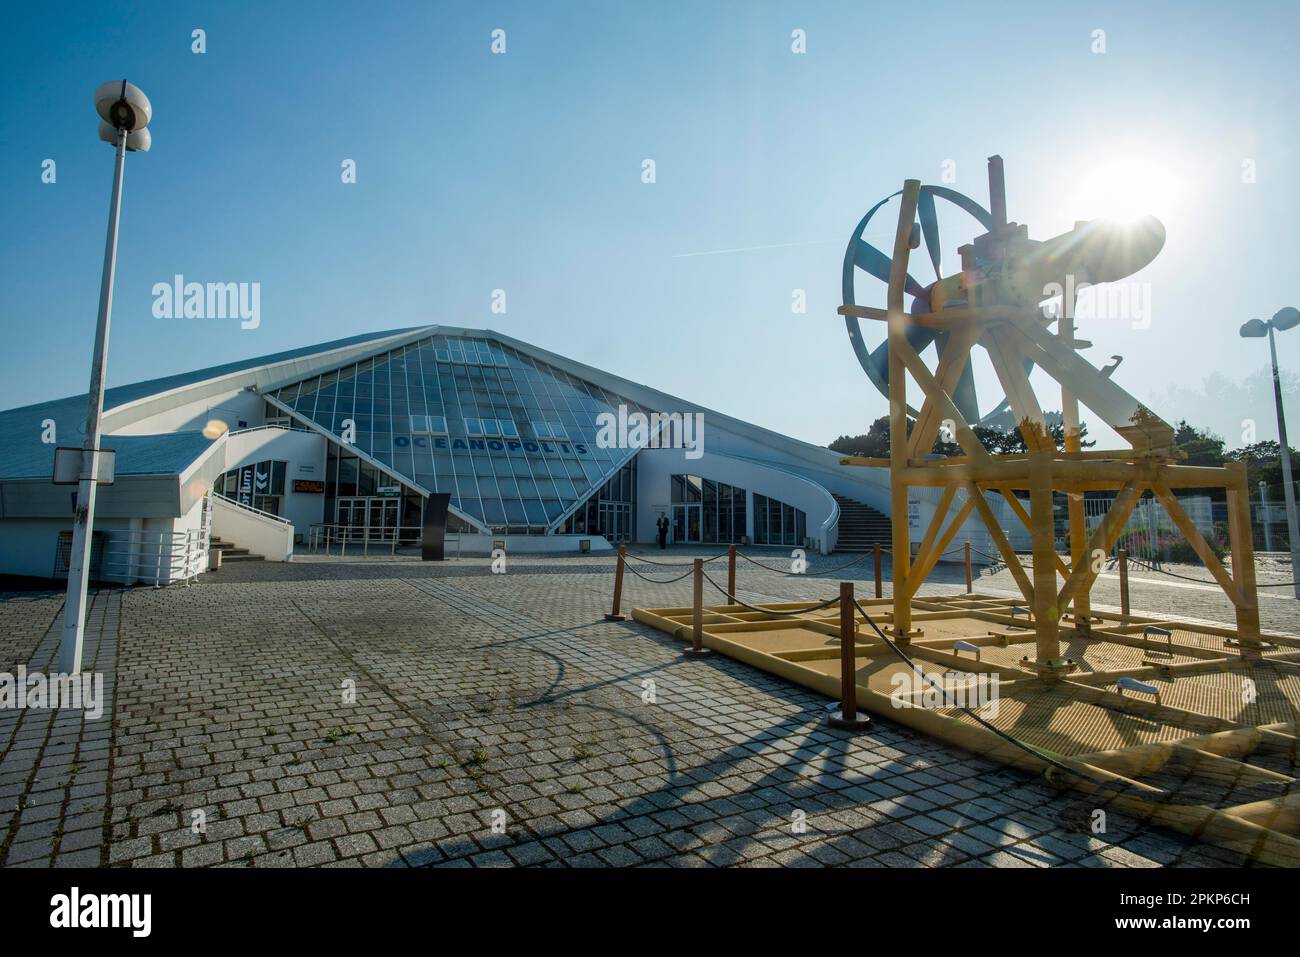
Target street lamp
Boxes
[59,81,152,674]
[1240,306,1300,600]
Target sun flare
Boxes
[1069,156,1183,222]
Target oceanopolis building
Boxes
[0,326,1024,583]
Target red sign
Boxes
[293,480,325,493]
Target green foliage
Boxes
[829,413,1093,457]
[1173,420,1226,466]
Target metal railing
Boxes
[99,527,209,586]
[213,491,294,524]
[306,524,463,558]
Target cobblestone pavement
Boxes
[1,546,1295,869]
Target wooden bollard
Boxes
[873,543,883,599]
[1118,548,1130,619]
[604,546,627,621]
[965,541,973,594]
[828,582,871,731]
[684,557,711,656]
[727,544,737,601]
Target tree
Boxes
[828,412,1093,458]
[1173,420,1226,467]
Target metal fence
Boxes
[1082,493,1215,566]
[306,524,463,558]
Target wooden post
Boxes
[1059,291,1090,632]
[965,541,973,593]
[873,542,883,599]
[604,546,627,621]
[1226,463,1263,655]
[684,558,711,656]
[727,544,736,600]
[1029,451,1063,676]
[888,180,921,639]
[828,582,871,731]
[1118,548,1130,619]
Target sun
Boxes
[1069,157,1184,222]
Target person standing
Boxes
[656,512,670,549]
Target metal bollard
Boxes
[965,541,973,594]
[727,544,737,602]
[684,557,711,656]
[873,543,883,599]
[1118,548,1130,619]
[604,546,627,621]
[828,581,871,731]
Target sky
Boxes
[2,0,1298,450]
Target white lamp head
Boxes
[94,79,152,132]
[97,120,151,152]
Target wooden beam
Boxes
[998,488,1070,578]
[1151,481,1246,607]
[908,324,982,460]
[967,482,1034,604]
[906,492,978,598]
[892,331,989,463]
[984,325,1052,452]
[888,180,921,638]
[902,486,955,601]
[1056,480,1142,616]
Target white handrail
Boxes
[213,491,294,524]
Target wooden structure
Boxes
[837,157,1262,675]
[629,158,1298,864]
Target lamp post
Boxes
[1240,307,1300,600]
[59,81,153,674]
[1259,480,1272,552]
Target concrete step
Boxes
[209,537,265,562]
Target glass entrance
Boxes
[337,496,400,541]
[672,503,701,543]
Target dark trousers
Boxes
[657,529,667,549]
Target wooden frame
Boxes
[837,171,1263,673]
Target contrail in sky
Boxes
[671,239,840,259]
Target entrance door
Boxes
[337,497,366,543]
[337,497,398,541]
[673,504,701,543]
[367,498,399,541]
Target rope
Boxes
[1125,555,1299,589]
[621,562,697,584]
[849,597,1083,775]
[626,550,730,567]
[700,569,842,618]
[737,551,873,577]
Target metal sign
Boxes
[376,486,401,498]
[52,447,116,486]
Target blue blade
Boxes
[853,239,926,300]
[917,189,943,280]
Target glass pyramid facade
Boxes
[264,332,652,532]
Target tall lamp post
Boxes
[1240,306,1300,601]
[59,81,153,674]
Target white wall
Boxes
[222,427,327,539]
[210,495,294,561]
[636,447,839,554]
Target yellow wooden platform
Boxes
[633,592,1300,866]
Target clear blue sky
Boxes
[3,0,1297,448]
